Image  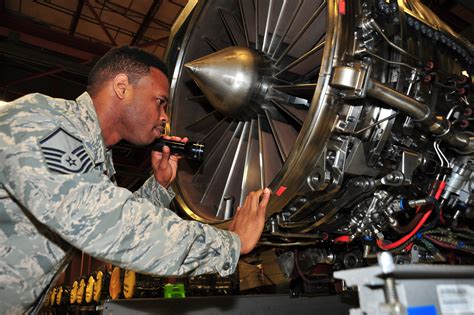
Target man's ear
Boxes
[113,74,129,99]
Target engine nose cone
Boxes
[184,46,268,120]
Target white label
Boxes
[437,285,474,314]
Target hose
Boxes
[376,210,432,250]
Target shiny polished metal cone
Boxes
[184,46,265,119]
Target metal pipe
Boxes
[363,49,418,72]
[267,231,323,239]
[258,241,319,247]
[367,80,474,153]
[367,80,433,122]
[365,18,422,63]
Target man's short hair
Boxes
[87,45,169,95]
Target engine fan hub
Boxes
[184,46,272,120]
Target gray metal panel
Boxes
[335,264,474,315]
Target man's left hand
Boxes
[151,135,188,189]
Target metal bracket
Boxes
[397,151,423,184]
[330,62,372,99]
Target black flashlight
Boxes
[151,138,205,161]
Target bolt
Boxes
[421,25,427,34]
[378,252,400,306]
[316,213,325,219]
[298,197,307,204]
[311,175,320,185]
[288,206,298,213]
[414,21,420,31]
[347,116,356,123]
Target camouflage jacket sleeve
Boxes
[2,153,241,277]
[133,176,176,208]
[0,96,241,277]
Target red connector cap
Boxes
[334,235,351,243]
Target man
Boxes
[0,46,270,313]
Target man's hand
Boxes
[228,188,271,254]
[151,135,188,188]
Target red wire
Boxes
[439,207,446,224]
[377,210,432,250]
[436,181,446,224]
[435,181,446,200]
[404,242,414,251]
[377,180,446,251]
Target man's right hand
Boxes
[228,188,271,254]
[151,135,188,189]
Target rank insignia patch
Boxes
[39,128,93,174]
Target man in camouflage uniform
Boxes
[0,46,270,314]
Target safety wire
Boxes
[436,141,451,170]
[461,95,470,106]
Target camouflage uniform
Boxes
[0,92,241,314]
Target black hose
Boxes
[391,212,425,234]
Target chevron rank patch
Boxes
[39,128,93,174]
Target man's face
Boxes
[122,67,170,146]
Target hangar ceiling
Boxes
[0,0,472,190]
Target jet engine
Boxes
[165,0,474,291]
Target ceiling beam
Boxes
[0,56,91,89]
[131,0,162,46]
[85,0,117,46]
[0,26,96,61]
[0,41,91,77]
[169,0,185,8]
[0,67,65,89]
[0,12,110,58]
[70,0,85,36]
[98,0,171,31]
